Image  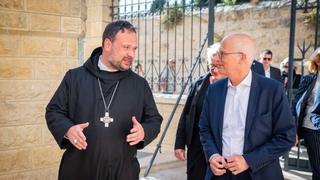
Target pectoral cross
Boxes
[100,112,113,127]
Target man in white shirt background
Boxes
[259,49,282,82]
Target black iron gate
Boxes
[110,0,210,94]
[284,0,319,173]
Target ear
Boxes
[239,53,246,64]
[103,38,112,51]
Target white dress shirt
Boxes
[265,66,270,78]
[222,70,252,159]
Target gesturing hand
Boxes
[126,116,145,146]
[65,122,89,150]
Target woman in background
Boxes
[291,48,320,180]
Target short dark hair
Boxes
[260,49,273,57]
[102,20,137,47]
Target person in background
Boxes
[134,63,145,77]
[280,57,301,90]
[174,43,226,180]
[251,60,265,76]
[160,59,176,93]
[199,33,296,180]
[291,47,320,180]
[45,20,163,180]
[259,49,282,82]
[309,85,320,180]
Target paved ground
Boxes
[137,146,313,180]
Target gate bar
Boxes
[144,33,209,177]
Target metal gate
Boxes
[284,0,319,173]
[110,0,210,94]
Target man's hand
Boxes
[126,116,145,146]
[225,155,249,175]
[209,154,227,176]
[174,149,185,161]
[65,122,89,150]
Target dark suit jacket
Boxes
[174,72,211,171]
[199,71,296,180]
[270,66,282,82]
[251,60,265,76]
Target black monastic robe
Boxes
[45,47,163,180]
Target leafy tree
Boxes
[150,0,166,13]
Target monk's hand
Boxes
[225,155,249,175]
[126,116,145,146]
[174,149,185,161]
[209,154,227,176]
[65,122,89,150]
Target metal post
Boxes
[208,0,215,46]
[284,0,296,171]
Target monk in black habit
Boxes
[45,20,163,180]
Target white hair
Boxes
[279,57,299,72]
[206,43,221,64]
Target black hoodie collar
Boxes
[83,47,132,81]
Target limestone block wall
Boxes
[0,0,86,179]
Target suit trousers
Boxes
[303,128,320,180]
[210,169,251,180]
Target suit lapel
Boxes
[244,72,260,149]
[269,66,274,79]
[217,80,228,148]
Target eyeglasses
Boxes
[216,51,243,59]
[263,58,272,61]
[209,64,220,69]
[283,65,288,69]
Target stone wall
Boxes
[0,0,86,179]
[127,1,315,75]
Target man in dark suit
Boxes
[259,49,282,82]
[199,33,296,180]
[251,60,265,76]
[174,43,226,180]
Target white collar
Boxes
[98,55,118,72]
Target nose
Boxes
[127,49,135,59]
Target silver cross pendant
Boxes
[100,112,113,127]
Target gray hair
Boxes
[206,43,221,64]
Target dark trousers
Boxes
[211,170,251,180]
[210,169,252,180]
[303,128,320,180]
[187,132,207,180]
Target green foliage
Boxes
[214,31,225,43]
[160,5,184,29]
[303,9,319,26]
[222,0,237,5]
[302,9,320,46]
[150,0,166,13]
[193,0,208,6]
